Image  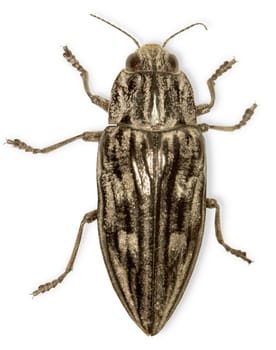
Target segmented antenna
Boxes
[162,23,207,48]
[90,13,140,48]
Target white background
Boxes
[0,0,275,349]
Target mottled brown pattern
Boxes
[97,125,205,335]
[109,72,195,127]
[97,45,206,335]
[109,46,195,127]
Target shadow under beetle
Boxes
[8,14,256,335]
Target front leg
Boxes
[7,131,102,154]
[63,46,109,112]
[196,59,236,116]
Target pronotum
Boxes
[7,14,256,335]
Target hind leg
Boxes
[32,210,97,296]
[206,198,252,263]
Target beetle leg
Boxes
[32,210,97,296]
[196,59,236,116]
[63,46,110,112]
[82,131,103,142]
[7,131,102,153]
[206,198,252,264]
[199,103,257,132]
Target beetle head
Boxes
[125,44,179,73]
[90,14,206,74]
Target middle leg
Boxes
[7,131,102,154]
[199,104,257,133]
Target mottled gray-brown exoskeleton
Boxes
[8,14,256,335]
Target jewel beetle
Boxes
[7,14,256,335]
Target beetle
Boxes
[7,14,256,335]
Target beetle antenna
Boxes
[90,13,140,48]
[162,23,207,48]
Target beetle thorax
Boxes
[109,45,196,129]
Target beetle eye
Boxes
[168,54,178,72]
[126,53,141,71]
